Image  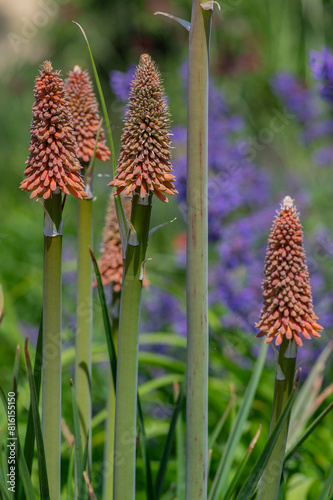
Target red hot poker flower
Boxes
[65,66,111,164]
[20,61,87,200]
[95,196,148,292]
[109,53,177,203]
[256,196,323,347]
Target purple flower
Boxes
[310,48,333,105]
[109,65,135,101]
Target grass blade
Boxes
[72,22,128,251]
[0,430,11,500]
[223,426,262,500]
[208,394,237,451]
[284,401,333,462]
[24,339,49,499]
[155,379,185,499]
[175,382,185,500]
[318,466,333,500]
[70,379,87,500]
[66,446,75,500]
[137,396,156,500]
[22,315,43,479]
[0,385,36,500]
[236,374,300,500]
[209,343,268,500]
[89,247,117,387]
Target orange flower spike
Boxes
[65,66,111,163]
[256,196,323,347]
[109,53,177,203]
[95,195,149,292]
[20,61,87,200]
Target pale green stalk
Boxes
[258,338,297,500]
[186,2,212,499]
[113,193,152,500]
[75,196,93,470]
[42,192,62,500]
[103,292,119,500]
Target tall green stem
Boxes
[113,194,152,500]
[42,192,62,500]
[75,197,93,468]
[258,338,297,500]
[103,293,119,500]
[186,2,212,499]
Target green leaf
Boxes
[22,314,43,479]
[139,374,183,397]
[137,396,156,500]
[66,446,75,500]
[70,379,87,500]
[24,339,49,499]
[139,352,186,374]
[175,383,185,500]
[285,401,333,462]
[236,376,299,500]
[154,11,191,31]
[73,21,129,251]
[223,426,262,500]
[289,341,333,444]
[155,379,185,499]
[318,466,333,500]
[208,394,236,451]
[89,248,117,388]
[0,385,36,500]
[0,430,11,500]
[209,343,268,500]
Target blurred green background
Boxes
[0,0,333,498]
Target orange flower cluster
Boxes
[20,61,87,200]
[96,196,149,292]
[256,196,323,347]
[65,66,111,164]
[96,196,130,292]
[109,54,177,203]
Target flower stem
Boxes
[186,2,212,499]
[42,192,62,500]
[113,193,152,500]
[75,197,93,470]
[258,338,297,500]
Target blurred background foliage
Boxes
[0,0,333,498]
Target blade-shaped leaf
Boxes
[154,11,191,31]
[209,343,268,500]
[236,377,299,500]
[22,314,43,479]
[137,396,156,500]
[89,247,117,387]
[318,466,333,500]
[0,384,36,500]
[73,21,128,250]
[285,401,333,462]
[70,379,87,500]
[24,339,49,499]
[223,426,262,500]
[155,379,185,499]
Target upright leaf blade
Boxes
[155,380,185,499]
[89,247,117,387]
[22,314,43,480]
[209,343,268,500]
[24,339,49,500]
[70,379,87,500]
[236,377,299,500]
[0,385,36,500]
[137,396,156,500]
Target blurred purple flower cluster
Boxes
[109,60,332,340]
[272,47,333,166]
